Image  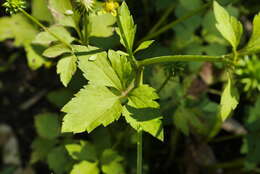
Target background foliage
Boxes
[0,0,260,174]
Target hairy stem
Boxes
[19,8,72,50]
[138,55,228,67]
[148,3,176,35]
[139,2,212,42]
[157,73,171,93]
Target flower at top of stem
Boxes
[103,0,119,16]
[2,0,26,14]
[72,0,95,14]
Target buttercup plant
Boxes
[2,0,260,173]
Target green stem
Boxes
[19,8,72,50]
[157,73,171,93]
[138,55,228,67]
[139,2,212,42]
[148,3,176,35]
[137,130,143,174]
[83,13,90,45]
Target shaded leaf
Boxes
[47,146,73,174]
[66,141,97,161]
[34,113,60,139]
[122,85,164,141]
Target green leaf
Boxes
[101,149,125,174]
[32,0,53,22]
[116,2,137,50]
[70,161,99,174]
[33,25,74,45]
[244,13,260,53]
[48,0,78,29]
[219,77,239,121]
[89,13,116,38]
[11,14,38,46]
[24,44,48,70]
[30,138,56,164]
[47,88,74,108]
[61,85,123,133]
[65,141,97,161]
[47,146,73,174]
[34,113,60,139]
[107,50,134,89]
[78,46,123,91]
[0,17,14,42]
[122,85,164,141]
[173,106,204,136]
[43,44,71,58]
[213,1,243,50]
[57,55,77,87]
[134,40,155,53]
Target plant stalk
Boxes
[137,130,143,174]
[138,55,228,67]
[19,8,72,50]
[139,2,212,42]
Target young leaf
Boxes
[219,77,239,121]
[108,50,134,89]
[61,85,123,133]
[43,44,71,58]
[34,113,60,139]
[244,13,260,54]
[122,85,164,141]
[70,161,99,174]
[57,55,77,87]
[213,1,243,50]
[116,2,137,51]
[78,47,123,91]
[134,40,155,53]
